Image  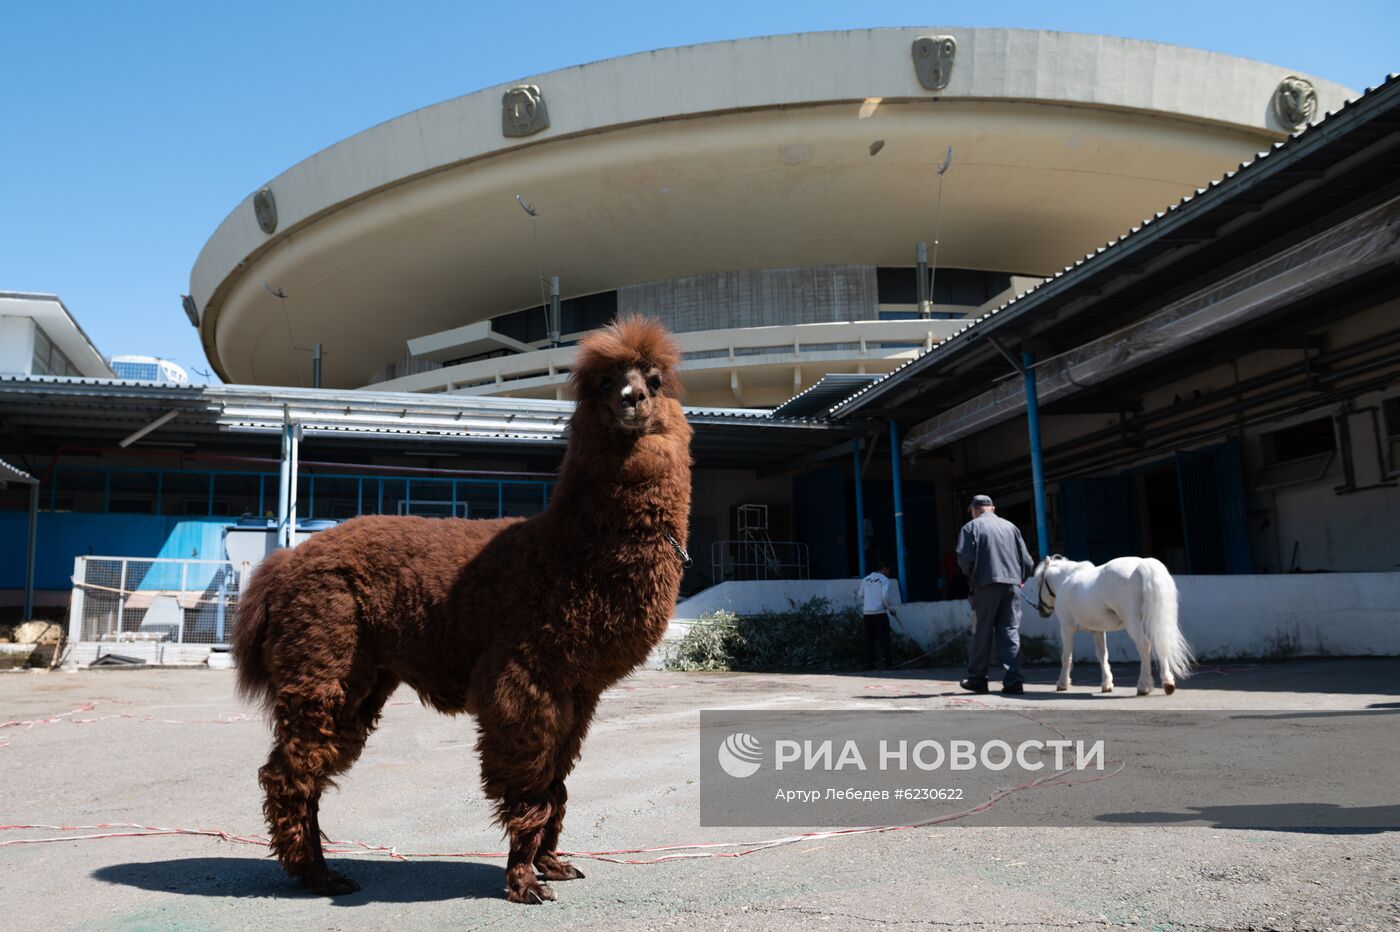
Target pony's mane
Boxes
[570,316,683,398]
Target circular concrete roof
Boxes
[189,28,1352,387]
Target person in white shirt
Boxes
[857,563,899,669]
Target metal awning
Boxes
[0,377,856,471]
[828,73,1400,431]
[0,458,37,486]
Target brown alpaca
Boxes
[233,317,692,904]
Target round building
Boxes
[188,28,1350,407]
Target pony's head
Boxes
[570,316,685,438]
[1030,554,1067,618]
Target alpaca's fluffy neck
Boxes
[547,413,691,544]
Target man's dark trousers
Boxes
[863,612,893,669]
[967,584,1023,686]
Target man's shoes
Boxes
[1000,682,1025,696]
[959,678,989,694]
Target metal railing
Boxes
[711,540,810,582]
[68,556,247,648]
[367,319,965,396]
[396,499,470,517]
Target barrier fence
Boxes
[710,540,810,583]
[68,556,246,651]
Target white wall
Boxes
[674,578,872,619]
[1253,388,1400,573]
[0,316,36,374]
[670,575,1400,661]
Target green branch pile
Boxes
[662,597,923,672]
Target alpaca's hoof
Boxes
[508,881,556,904]
[1164,683,1176,695]
[1055,683,1069,692]
[305,870,360,896]
[537,859,585,881]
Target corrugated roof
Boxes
[0,458,37,486]
[771,374,881,418]
[828,72,1400,420]
[0,375,814,424]
[0,375,855,472]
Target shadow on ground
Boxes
[1096,802,1400,833]
[829,659,1400,697]
[93,856,504,904]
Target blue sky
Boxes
[1,1,1395,383]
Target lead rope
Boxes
[664,533,693,568]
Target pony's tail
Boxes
[232,547,293,707]
[1140,558,1193,691]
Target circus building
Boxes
[9,28,1400,665]
[185,28,1349,408]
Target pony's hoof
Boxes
[305,870,360,896]
[1136,687,1152,696]
[536,858,585,881]
[1163,683,1176,695]
[1101,685,1114,693]
[507,881,556,904]
[1055,683,1069,692]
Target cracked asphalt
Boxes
[1,659,1396,930]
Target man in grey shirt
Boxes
[956,494,1036,695]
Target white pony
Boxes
[1028,555,1194,696]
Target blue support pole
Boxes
[1022,351,1051,558]
[888,419,909,602]
[852,437,867,578]
[24,481,38,621]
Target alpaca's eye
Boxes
[647,374,662,393]
[599,378,614,393]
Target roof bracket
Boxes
[118,408,181,448]
[985,335,1025,375]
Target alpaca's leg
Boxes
[260,671,396,896]
[534,692,598,882]
[533,780,584,881]
[1094,630,1114,692]
[477,675,569,903]
[1056,619,1075,691]
[334,670,400,772]
[260,696,359,895]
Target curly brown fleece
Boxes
[233,317,692,904]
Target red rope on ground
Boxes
[0,693,1123,864]
[0,757,1124,865]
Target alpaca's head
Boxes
[570,316,685,437]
